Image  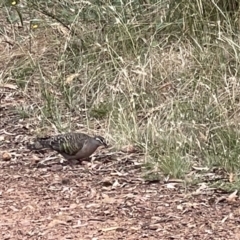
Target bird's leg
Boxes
[67,159,85,166]
[78,157,91,164]
[68,160,74,168]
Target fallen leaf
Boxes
[177,204,183,211]
[226,190,238,202]
[48,219,68,228]
[192,166,209,171]
[21,220,31,226]
[165,183,177,189]
[102,193,116,204]
[101,226,121,232]
[121,145,138,153]
[50,165,63,172]
[30,154,40,164]
[86,203,99,208]
[69,203,78,209]
[131,69,147,76]
[65,73,80,84]
[221,215,228,223]
[56,213,74,222]
[229,172,234,183]
[235,228,240,240]
[112,179,120,188]
[148,224,158,230]
[101,177,113,186]
[0,83,18,89]
[9,206,19,211]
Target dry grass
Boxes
[1,0,240,188]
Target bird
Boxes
[27,132,108,162]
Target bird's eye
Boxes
[96,137,105,145]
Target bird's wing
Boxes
[39,133,88,156]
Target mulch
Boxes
[1,86,240,240]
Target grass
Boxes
[1,0,240,189]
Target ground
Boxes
[1,87,240,240]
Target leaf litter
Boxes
[1,87,240,239]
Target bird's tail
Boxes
[27,137,51,150]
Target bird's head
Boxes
[94,136,108,147]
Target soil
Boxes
[1,85,240,240]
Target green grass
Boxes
[1,0,240,190]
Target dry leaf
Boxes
[0,83,18,90]
[21,220,31,226]
[65,73,80,84]
[229,173,234,183]
[9,206,19,211]
[131,69,147,76]
[50,165,63,172]
[86,203,99,209]
[69,203,78,209]
[101,177,113,186]
[121,145,138,153]
[177,204,183,211]
[112,179,120,188]
[235,228,240,240]
[102,193,116,204]
[191,166,209,171]
[221,215,228,223]
[30,154,41,164]
[56,213,74,222]
[226,190,238,202]
[101,226,120,232]
[165,183,177,189]
[48,219,68,228]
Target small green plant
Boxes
[15,107,30,119]
[90,103,112,119]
